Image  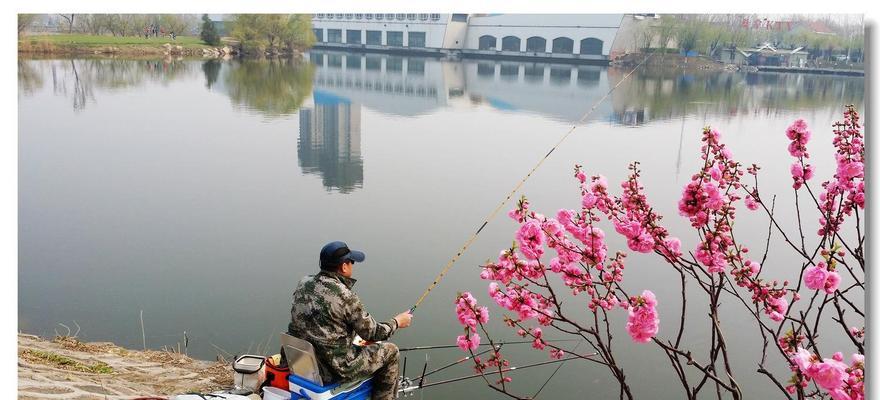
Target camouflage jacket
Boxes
[288,271,399,380]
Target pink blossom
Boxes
[626,290,659,343]
[838,161,864,180]
[812,359,849,390]
[549,348,565,359]
[516,220,545,260]
[824,271,841,294]
[457,334,481,352]
[744,194,759,210]
[804,265,828,290]
[791,347,815,374]
[660,237,682,259]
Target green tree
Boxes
[200,14,221,46]
[229,14,315,55]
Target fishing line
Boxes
[410,53,654,312]
[531,339,584,399]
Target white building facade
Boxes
[310,14,625,63]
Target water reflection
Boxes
[298,93,363,193]
[610,68,865,124]
[20,54,862,124]
[201,59,221,90]
[18,58,194,111]
[308,50,863,125]
[222,59,315,118]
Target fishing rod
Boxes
[409,52,655,314]
[420,344,502,379]
[399,339,579,352]
[415,355,595,390]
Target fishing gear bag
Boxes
[232,354,267,392]
[262,353,291,390]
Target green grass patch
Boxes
[23,33,210,47]
[21,349,114,374]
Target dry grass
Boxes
[19,349,114,374]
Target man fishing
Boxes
[289,241,413,400]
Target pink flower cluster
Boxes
[678,128,744,275]
[818,106,865,237]
[803,261,841,294]
[789,348,864,400]
[454,292,488,352]
[604,164,681,260]
[625,290,659,343]
[487,281,554,325]
[744,190,760,211]
[785,119,815,190]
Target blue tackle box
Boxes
[288,374,373,400]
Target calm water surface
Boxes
[19,52,864,399]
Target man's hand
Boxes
[394,311,413,329]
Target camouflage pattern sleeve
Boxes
[345,292,398,342]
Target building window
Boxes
[580,38,603,55]
[365,13,373,20]
[365,56,381,70]
[375,14,383,20]
[408,59,425,75]
[478,35,497,50]
[451,14,468,22]
[396,14,406,21]
[526,36,547,52]
[385,13,395,20]
[430,13,441,21]
[355,13,363,19]
[346,29,362,44]
[387,31,403,46]
[335,13,344,19]
[502,36,521,51]
[316,13,325,19]
[552,37,574,54]
[313,28,323,42]
[327,29,342,43]
[345,13,354,19]
[418,13,429,21]
[406,14,416,20]
[325,14,333,19]
[408,32,426,47]
[366,30,382,45]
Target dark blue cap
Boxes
[320,241,366,267]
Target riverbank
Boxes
[18,333,239,399]
[18,34,234,57]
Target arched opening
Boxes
[526,36,547,53]
[478,35,497,50]
[580,38,603,55]
[501,36,521,52]
[552,37,574,54]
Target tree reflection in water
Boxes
[224,58,314,118]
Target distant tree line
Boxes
[21,14,200,38]
[633,14,864,63]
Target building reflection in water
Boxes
[298,91,363,193]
